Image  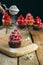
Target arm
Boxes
[0,5,6,14]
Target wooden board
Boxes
[0,33,38,57]
[30,30,43,65]
[0,28,38,57]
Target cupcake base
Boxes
[9,41,21,48]
[27,25,33,30]
[33,25,41,31]
[18,24,26,29]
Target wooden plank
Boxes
[0,52,39,65]
[30,30,43,65]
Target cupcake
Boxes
[8,29,22,48]
[26,13,35,26]
[33,16,43,30]
[2,12,12,26]
[16,15,27,28]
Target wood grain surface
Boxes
[30,30,43,65]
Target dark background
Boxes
[0,0,43,20]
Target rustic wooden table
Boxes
[0,27,39,65]
[30,30,43,65]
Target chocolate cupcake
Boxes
[8,29,22,48]
[26,13,34,24]
[33,16,43,31]
[2,12,12,26]
[26,13,34,29]
[16,15,27,29]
